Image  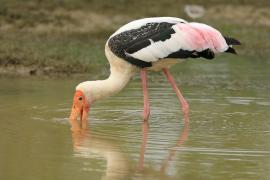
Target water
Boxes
[0,63,270,180]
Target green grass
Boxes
[0,32,107,74]
[0,0,269,76]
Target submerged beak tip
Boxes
[69,90,90,130]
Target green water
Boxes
[0,58,270,180]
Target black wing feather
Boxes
[224,36,241,45]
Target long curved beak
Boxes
[69,90,90,131]
[69,106,89,131]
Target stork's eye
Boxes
[78,97,83,101]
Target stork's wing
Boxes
[125,22,240,63]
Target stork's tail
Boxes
[224,36,241,54]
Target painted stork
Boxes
[69,17,240,131]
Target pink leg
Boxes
[138,69,150,170]
[140,69,150,121]
[162,68,189,122]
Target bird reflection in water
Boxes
[160,116,189,173]
[138,113,190,172]
[70,113,189,179]
[71,128,129,180]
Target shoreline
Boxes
[0,64,73,77]
[0,64,99,78]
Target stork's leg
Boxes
[162,68,189,121]
[140,69,150,121]
[139,69,150,170]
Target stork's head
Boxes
[69,90,90,131]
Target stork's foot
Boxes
[142,107,150,121]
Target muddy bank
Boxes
[0,64,75,77]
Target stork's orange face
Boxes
[69,90,90,131]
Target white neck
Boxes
[76,44,137,104]
[76,69,133,103]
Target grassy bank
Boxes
[0,0,269,76]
